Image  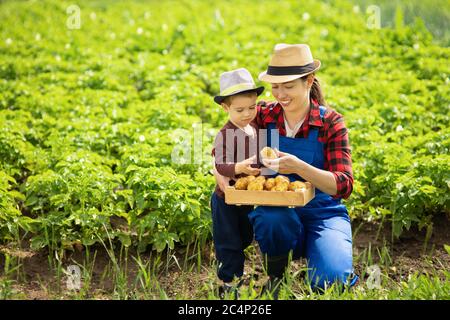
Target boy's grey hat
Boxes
[214,68,264,104]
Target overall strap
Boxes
[267,106,327,141]
[308,105,327,141]
[266,122,277,147]
[319,105,327,118]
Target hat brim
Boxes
[258,59,321,84]
[214,86,264,105]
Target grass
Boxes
[1,235,449,300]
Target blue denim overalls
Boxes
[248,106,358,290]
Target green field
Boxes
[0,0,449,300]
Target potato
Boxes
[274,175,290,185]
[246,175,256,183]
[248,180,264,191]
[235,177,250,190]
[272,183,288,192]
[264,178,276,191]
[260,146,278,160]
[289,181,307,192]
[255,175,266,183]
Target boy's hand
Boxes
[235,155,261,176]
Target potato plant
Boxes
[0,0,448,251]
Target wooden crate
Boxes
[224,182,315,207]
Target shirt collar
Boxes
[273,99,323,128]
[225,120,257,136]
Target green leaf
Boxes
[117,232,131,247]
[419,185,437,194]
[444,245,450,256]
[154,239,166,252]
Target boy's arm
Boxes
[215,156,237,178]
[213,128,261,177]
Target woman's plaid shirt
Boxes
[256,99,353,199]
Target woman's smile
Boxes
[278,99,292,107]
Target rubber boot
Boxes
[218,278,244,300]
[260,254,289,299]
[266,254,289,279]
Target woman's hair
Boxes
[301,73,327,107]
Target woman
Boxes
[213,44,359,295]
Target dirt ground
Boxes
[0,214,448,299]
[351,214,449,282]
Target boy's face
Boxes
[221,94,257,128]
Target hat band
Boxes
[267,62,316,76]
[220,83,256,96]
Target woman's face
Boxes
[271,76,312,111]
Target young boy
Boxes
[210,68,264,299]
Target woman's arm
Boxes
[295,158,338,196]
[212,158,231,192]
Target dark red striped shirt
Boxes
[212,120,261,199]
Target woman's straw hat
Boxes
[258,44,321,83]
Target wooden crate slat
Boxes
[224,182,315,207]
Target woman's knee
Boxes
[249,206,300,234]
[248,207,303,256]
[307,262,354,290]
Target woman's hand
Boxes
[261,149,305,175]
[213,164,231,192]
[262,149,339,196]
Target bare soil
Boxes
[1,214,448,299]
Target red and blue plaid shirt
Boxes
[255,99,353,199]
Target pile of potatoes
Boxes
[234,146,308,192]
[234,175,307,192]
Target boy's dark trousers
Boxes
[210,192,254,283]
